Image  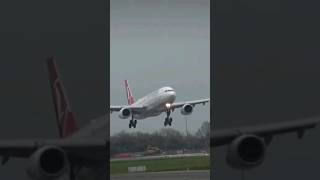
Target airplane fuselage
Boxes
[131,86,176,119]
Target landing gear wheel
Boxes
[164,108,172,127]
[129,115,135,129]
[129,119,137,128]
[164,117,168,126]
[133,121,137,128]
[168,117,172,126]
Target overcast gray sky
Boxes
[110,0,210,135]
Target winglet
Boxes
[124,80,135,105]
[47,57,79,138]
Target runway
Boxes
[110,170,210,180]
[110,153,209,162]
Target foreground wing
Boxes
[0,139,107,164]
[171,98,210,109]
[213,116,320,147]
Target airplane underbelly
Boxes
[132,96,172,120]
[133,109,162,120]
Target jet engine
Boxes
[180,104,193,115]
[26,146,69,180]
[118,108,131,119]
[226,135,266,170]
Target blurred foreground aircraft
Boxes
[0,58,108,180]
[213,116,320,170]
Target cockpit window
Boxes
[164,89,174,92]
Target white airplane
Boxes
[110,80,210,128]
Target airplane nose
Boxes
[172,91,176,96]
[169,91,176,101]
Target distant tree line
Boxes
[110,121,210,156]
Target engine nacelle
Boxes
[226,135,266,170]
[180,104,193,115]
[26,146,69,180]
[118,108,131,119]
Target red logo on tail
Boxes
[53,79,78,138]
[47,58,78,138]
[124,80,135,105]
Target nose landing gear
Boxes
[164,109,173,126]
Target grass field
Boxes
[110,155,210,174]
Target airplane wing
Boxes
[110,106,124,112]
[213,116,320,147]
[0,139,106,164]
[109,105,146,113]
[171,98,210,109]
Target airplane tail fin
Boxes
[47,57,79,138]
[124,80,135,105]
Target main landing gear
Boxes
[164,109,173,126]
[129,116,137,128]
